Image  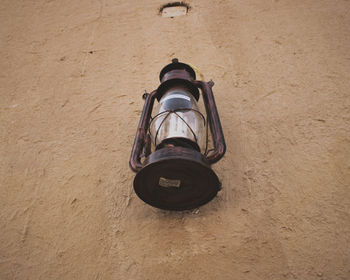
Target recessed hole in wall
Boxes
[159,2,190,18]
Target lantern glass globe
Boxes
[150,87,205,152]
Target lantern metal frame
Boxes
[129,59,226,210]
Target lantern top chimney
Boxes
[159,58,196,82]
[157,59,200,101]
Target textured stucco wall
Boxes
[1,0,349,279]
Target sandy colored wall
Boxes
[1,0,349,279]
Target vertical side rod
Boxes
[129,91,156,172]
[196,80,226,164]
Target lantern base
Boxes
[133,147,221,211]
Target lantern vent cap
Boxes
[159,58,196,82]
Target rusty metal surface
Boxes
[159,58,196,81]
[195,80,226,164]
[157,68,200,101]
[129,90,156,172]
[133,146,221,210]
[161,69,194,83]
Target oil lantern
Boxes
[129,59,226,210]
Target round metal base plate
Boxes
[134,147,221,211]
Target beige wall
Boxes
[1,0,349,279]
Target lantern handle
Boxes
[129,90,156,172]
[194,80,226,164]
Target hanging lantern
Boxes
[129,59,226,210]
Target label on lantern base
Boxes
[159,177,181,188]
